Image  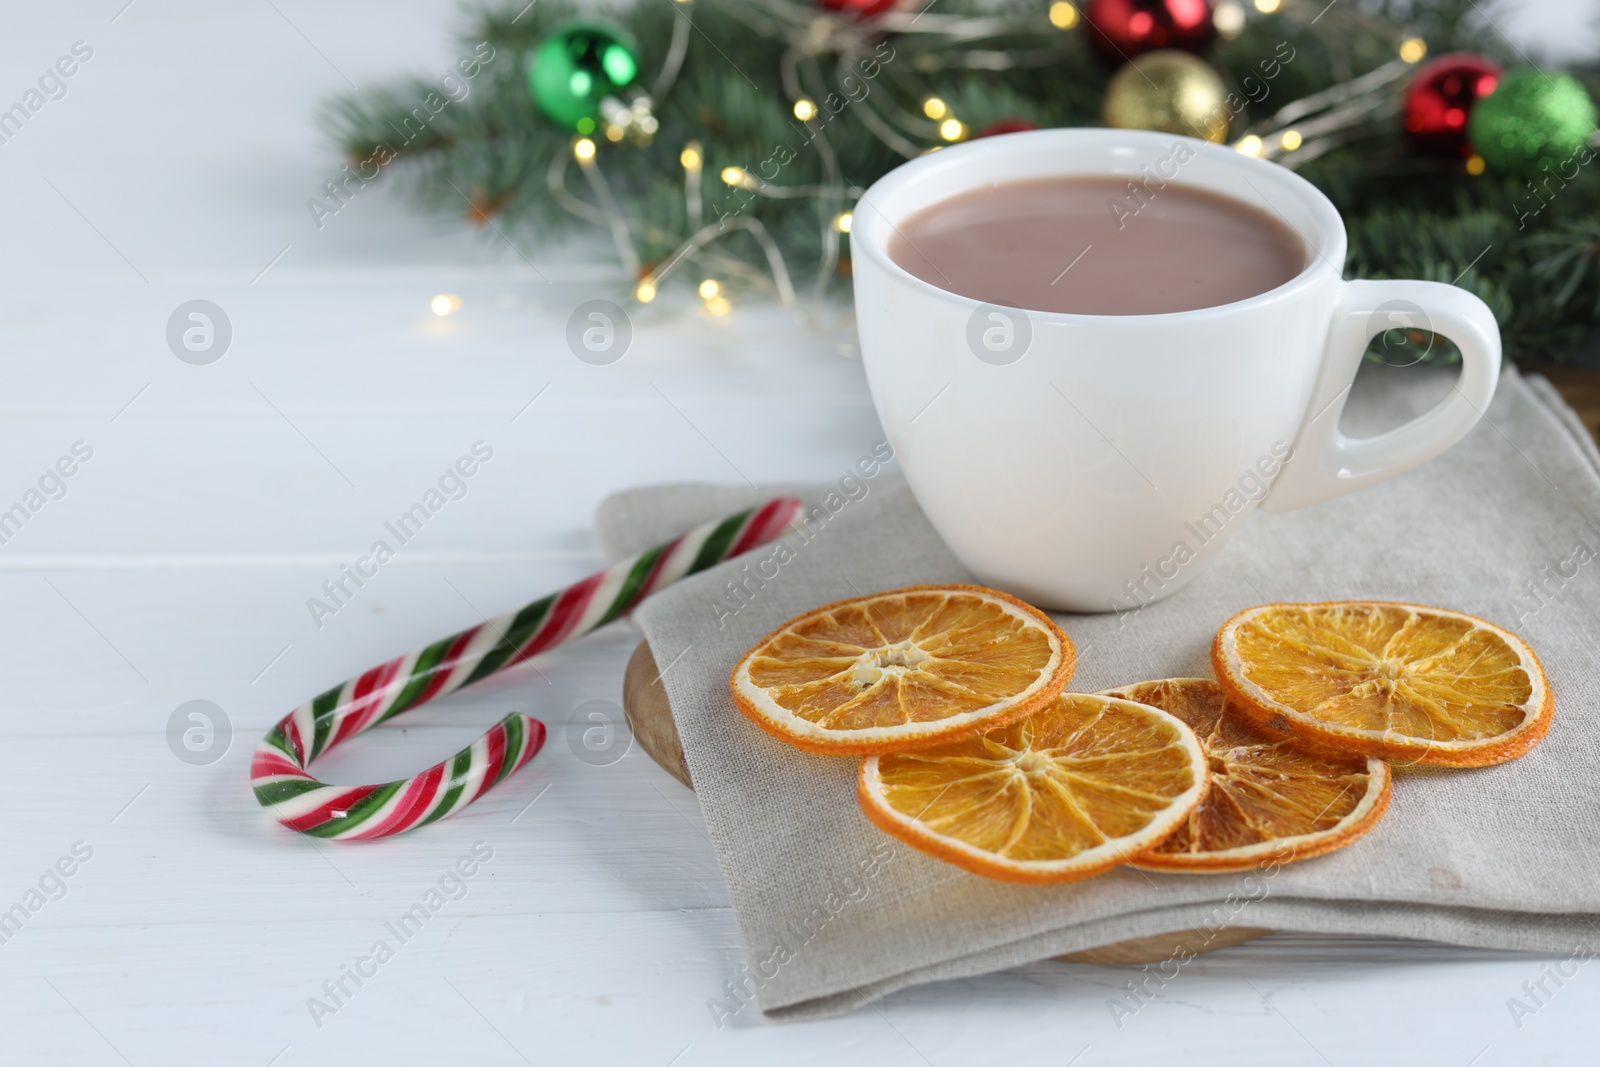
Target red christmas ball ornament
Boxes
[1403,52,1503,157]
[1083,0,1215,63]
[815,0,903,18]
[978,118,1040,137]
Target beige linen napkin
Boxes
[596,364,1600,1021]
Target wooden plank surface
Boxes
[2,3,1597,1063]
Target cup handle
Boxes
[1260,279,1501,513]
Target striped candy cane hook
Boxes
[252,497,804,840]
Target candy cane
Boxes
[252,497,803,840]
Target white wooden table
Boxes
[2,3,1595,1064]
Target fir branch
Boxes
[319,0,1600,361]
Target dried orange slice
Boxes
[731,584,1073,755]
[1101,679,1390,872]
[1213,601,1552,768]
[857,693,1206,883]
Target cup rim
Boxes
[851,127,1349,324]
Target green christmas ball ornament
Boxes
[1467,69,1598,176]
[527,21,641,133]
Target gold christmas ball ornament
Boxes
[1102,50,1230,144]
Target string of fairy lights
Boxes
[418,0,1507,332]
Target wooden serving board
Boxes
[620,640,1272,967]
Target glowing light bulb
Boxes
[794,99,818,121]
[923,97,948,120]
[706,295,731,317]
[573,138,597,162]
[833,212,853,234]
[939,118,967,142]
[698,279,721,299]
[1466,154,1487,175]
[635,280,657,303]
[1399,37,1427,64]
[430,294,461,317]
[1212,1,1245,36]
[1253,0,1280,12]
[721,166,749,187]
[1280,129,1303,151]
[1235,135,1264,157]
[680,142,702,170]
[1048,2,1079,30]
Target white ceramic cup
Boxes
[852,127,1500,613]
